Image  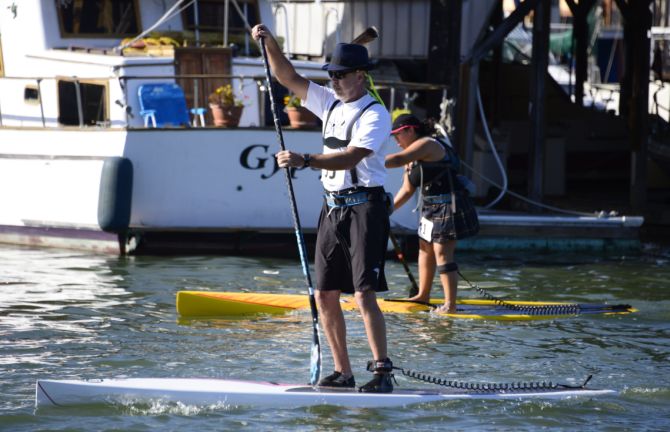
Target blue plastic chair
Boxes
[137,83,206,128]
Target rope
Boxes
[460,159,595,217]
[395,367,594,393]
[117,0,193,52]
[366,74,385,107]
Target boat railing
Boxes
[272,4,291,57]
[0,73,449,130]
[322,7,341,57]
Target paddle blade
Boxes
[351,26,379,45]
[310,334,322,385]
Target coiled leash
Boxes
[457,270,583,316]
[387,268,583,316]
[393,367,594,393]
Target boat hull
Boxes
[0,128,413,254]
[0,125,644,255]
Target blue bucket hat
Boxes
[322,43,375,72]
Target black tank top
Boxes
[407,137,463,196]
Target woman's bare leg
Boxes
[408,238,436,302]
[433,240,457,313]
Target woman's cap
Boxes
[322,43,375,72]
[391,113,421,134]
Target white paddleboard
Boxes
[35,378,616,409]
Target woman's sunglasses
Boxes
[328,70,356,80]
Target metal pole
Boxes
[119,77,129,127]
[244,2,250,55]
[565,0,597,108]
[193,78,199,110]
[223,0,229,47]
[74,79,84,127]
[629,0,653,212]
[257,79,266,127]
[37,78,45,127]
[458,62,479,169]
[194,0,200,46]
[528,0,551,209]
[427,0,461,120]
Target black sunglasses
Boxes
[328,70,356,80]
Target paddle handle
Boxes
[258,37,321,385]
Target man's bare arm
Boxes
[276,147,372,170]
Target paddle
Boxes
[388,230,420,297]
[259,37,321,385]
[254,25,379,385]
[351,26,379,45]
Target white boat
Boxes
[0,1,643,255]
[0,0,424,254]
[35,378,616,409]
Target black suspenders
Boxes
[323,100,380,186]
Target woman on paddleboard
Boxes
[385,114,479,313]
[252,24,394,393]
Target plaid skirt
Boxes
[421,193,480,242]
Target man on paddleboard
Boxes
[252,24,394,393]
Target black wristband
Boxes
[302,153,311,168]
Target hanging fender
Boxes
[97,157,133,233]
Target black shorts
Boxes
[422,193,480,243]
[314,198,390,294]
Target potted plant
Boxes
[284,95,319,129]
[208,84,244,127]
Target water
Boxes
[1,245,669,431]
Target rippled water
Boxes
[1,245,669,431]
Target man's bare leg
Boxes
[355,289,393,393]
[354,290,387,361]
[315,290,351,375]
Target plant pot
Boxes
[285,106,319,129]
[210,103,243,127]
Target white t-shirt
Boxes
[304,82,391,192]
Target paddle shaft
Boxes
[389,230,419,297]
[258,37,321,385]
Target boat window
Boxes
[182,0,259,38]
[24,86,40,104]
[56,0,140,38]
[57,80,107,126]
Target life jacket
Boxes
[407,137,463,197]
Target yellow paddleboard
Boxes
[176,291,636,320]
